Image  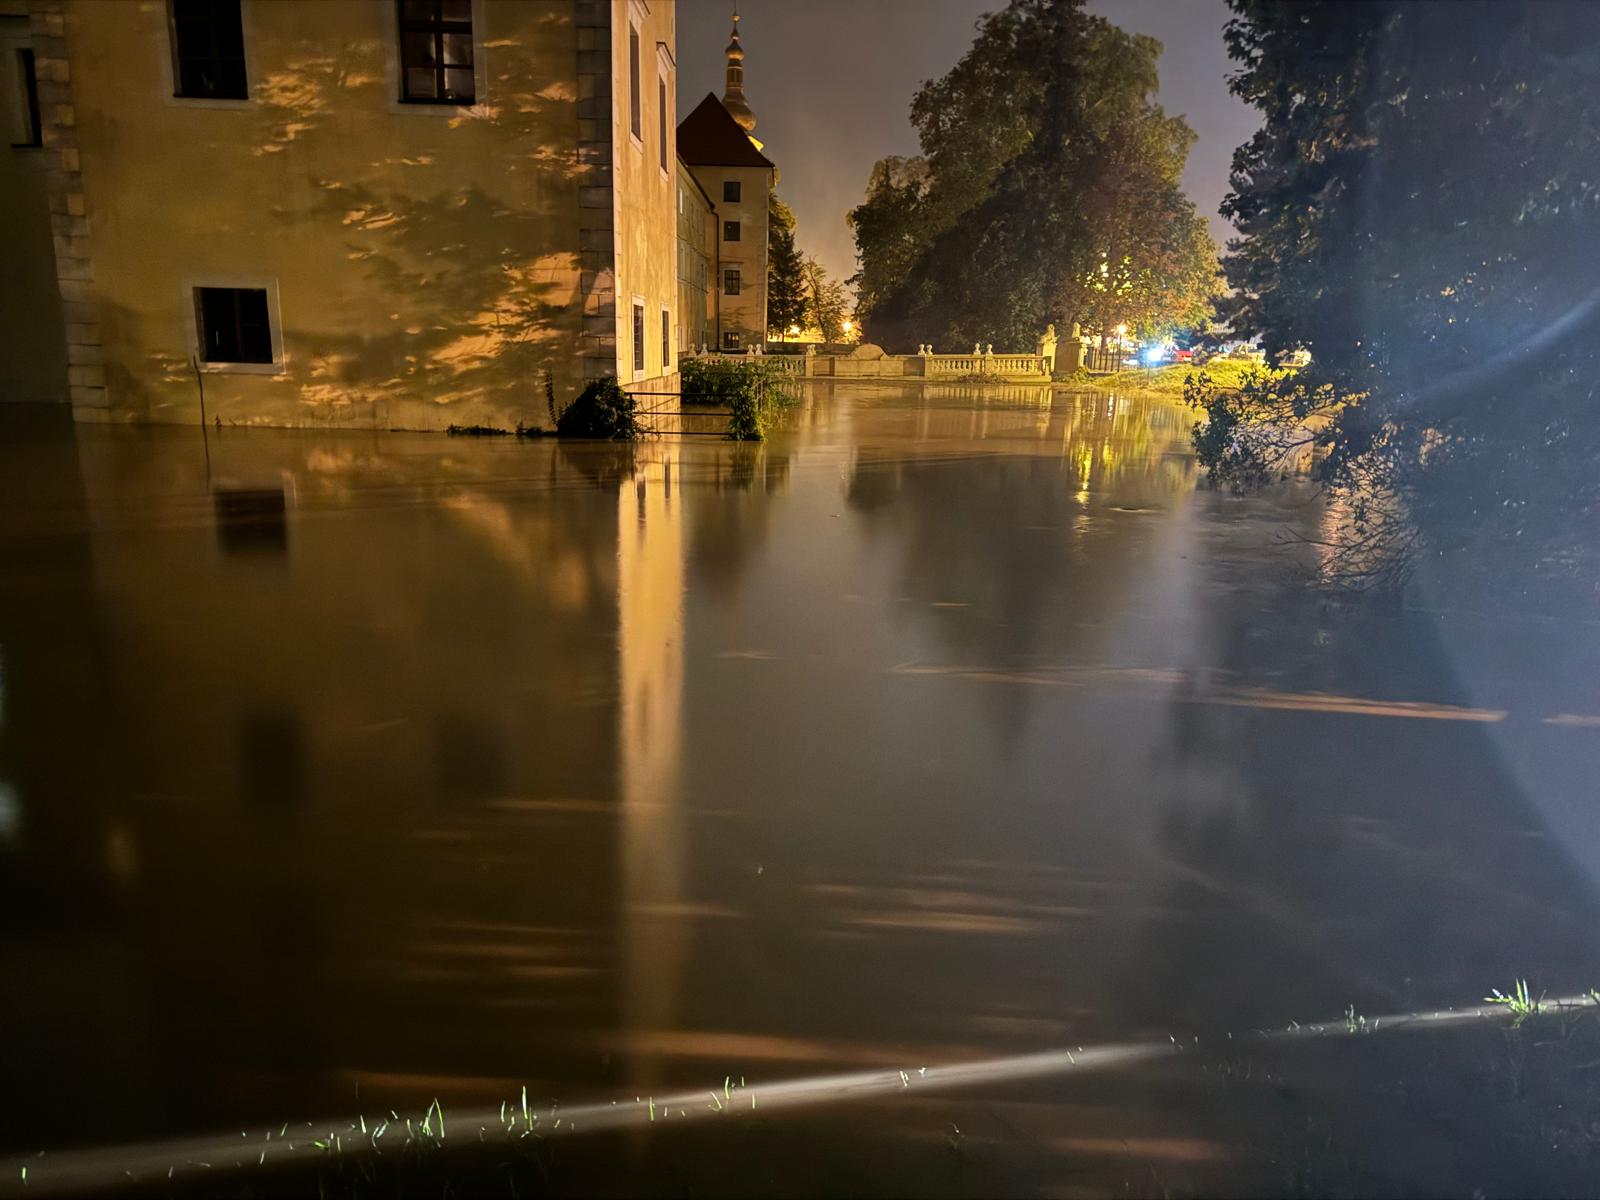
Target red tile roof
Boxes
[676,93,774,169]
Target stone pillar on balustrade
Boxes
[1037,324,1058,376]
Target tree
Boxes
[1192,1,1600,597]
[766,194,808,338]
[848,0,1219,353]
[802,256,849,344]
[847,157,930,322]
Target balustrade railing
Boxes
[926,352,1049,377]
[681,347,1052,379]
[685,350,804,375]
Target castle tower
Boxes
[721,6,757,134]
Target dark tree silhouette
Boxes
[1193,1,1600,600]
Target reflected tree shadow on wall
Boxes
[164,13,585,430]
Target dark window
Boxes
[170,0,247,100]
[196,287,273,364]
[658,76,667,170]
[12,49,41,147]
[722,330,741,349]
[628,24,640,138]
[723,268,741,296]
[722,180,741,204]
[398,0,474,105]
[724,220,741,243]
[632,302,645,373]
[661,308,671,371]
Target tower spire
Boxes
[722,3,757,134]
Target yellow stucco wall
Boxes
[0,6,69,404]
[62,0,596,430]
[675,163,714,354]
[611,0,676,390]
[686,161,769,349]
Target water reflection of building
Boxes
[0,0,677,428]
[0,416,693,1145]
[616,444,688,1103]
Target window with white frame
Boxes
[628,24,641,141]
[632,301,646,374]
[657,74,668,171]
[195,286,273,364]
[397,0,475,105]
[169,0,247,100]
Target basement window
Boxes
[169,0,248,100]
[398,0,474,105]
[196,287,273,364]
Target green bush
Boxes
[679,357,746,406]
[553,377,641,441]
[726,387,763,441]
[680,357,799,441]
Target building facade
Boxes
[0,8,68,405]
[675,12,773,352]
[0,0,678,429]
[675,155,715,355]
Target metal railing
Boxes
[1084,345,1127,374]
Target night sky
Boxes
[676,0,1260,292]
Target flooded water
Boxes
[4,382,1600,1195]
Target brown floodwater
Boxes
[3,382,1600,1195]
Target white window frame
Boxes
[160,0,258,111]
[383,0,488,118]
[183,276,286,376]
[631,294,647,379]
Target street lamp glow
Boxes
[842,319,853,333]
